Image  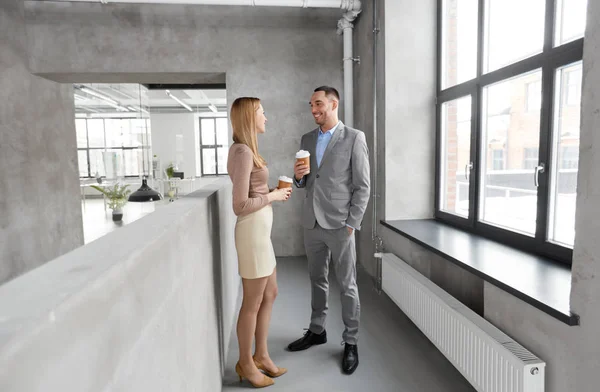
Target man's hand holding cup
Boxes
[295,150,311,181]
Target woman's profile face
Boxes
[255,103,267,134]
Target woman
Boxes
[228,97,292,388]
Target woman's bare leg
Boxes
[254,269,280,373]
[237,276,269,383]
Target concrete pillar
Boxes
[0,0,83,284]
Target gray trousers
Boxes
[304,223,360,344]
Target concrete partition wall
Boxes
[0,179,238,392]
[0,0,83,285]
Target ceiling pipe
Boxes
[43,0,359,10]
[337,4,361,127]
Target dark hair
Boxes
[314,86,340,101]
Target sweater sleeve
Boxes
[228,146,270,216]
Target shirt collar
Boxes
[319,121,340,136]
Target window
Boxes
[560,146,579,169]
[436,0,585,264]
[77,118,151,178]
[523,148,539,170]
[491,149,504,170]
[484,0,545,72]
[548,62,582,247]
[565,67,582,106]
[440,0,478,89]
[440,96,472,218]
[555,0,588,46]
[199,118,228,176]
[526,80,542,112]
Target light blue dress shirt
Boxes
[316,122,340,167]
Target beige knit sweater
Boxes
[227,143,270,216]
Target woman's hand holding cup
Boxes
[269,187,292,202]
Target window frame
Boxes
[523,147,540,170]
[435,0,583,265]
[526,80,543,113]
[77,118,151,179]
[198,117,228,176]
[565,67,582,106]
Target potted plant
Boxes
[91,183,131,222]
[166,163,175,179]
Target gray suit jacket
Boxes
[295,122,370,230]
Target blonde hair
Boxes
[230,97,266,168]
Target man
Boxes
[288,86,370,375]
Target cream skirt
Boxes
[234,204,276,279]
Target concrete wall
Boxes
[0,0,83,285]
[23,1,345,257]
[383,0,437,220]
[150,113,197,178]
[353,0,386,275]
[0,179,239,392]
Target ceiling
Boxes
[74,83,227,115]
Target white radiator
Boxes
[382,253,545,392]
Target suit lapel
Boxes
[318,122,344,172]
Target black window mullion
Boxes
[477,39,582,89]
[437,79,479,104]
[478,0,487,78]
[434,104,442,218]
[470,86,482,228]
[434,0,443,219]
[436,0,443,94]
[544,0,556,53]
[535,63,555,245]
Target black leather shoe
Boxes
[287,329,327,352]
[342,343,359,374]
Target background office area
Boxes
[1,1,600,392]
[74,83,228,242]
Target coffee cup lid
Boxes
[296,150,310,159]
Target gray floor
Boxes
[223,257,476,392]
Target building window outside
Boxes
[492,149,505,170]
[560,145,579,169]
[523,147,539,170]
[436,0,587,263]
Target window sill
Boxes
[381,219,579,326]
